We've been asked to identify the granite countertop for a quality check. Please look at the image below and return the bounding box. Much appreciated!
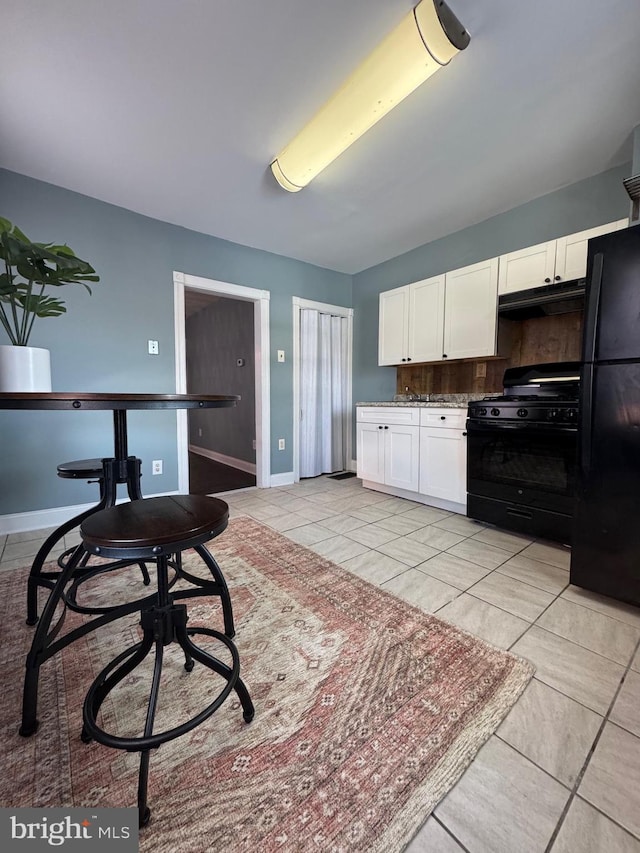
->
[356,393,477,409]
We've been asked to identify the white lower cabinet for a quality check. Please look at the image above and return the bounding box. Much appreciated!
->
[356,421,386,483]
[419,428,466,504]
[419,408,467,507]
[356,408,419,492]
[356,406,467,512]
[384,424,420,491]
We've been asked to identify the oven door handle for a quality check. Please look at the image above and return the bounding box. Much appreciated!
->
[466,420,577,435]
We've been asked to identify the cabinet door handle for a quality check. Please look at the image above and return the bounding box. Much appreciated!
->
[544,277,551,283]
[462,431,467,436]
[378,425,383,429]
[384,425,389,429]
[401,358,406,362]
[442,353,448,359]
[554,275,561,281]
[440,415,446,420]
[407,357,412,361]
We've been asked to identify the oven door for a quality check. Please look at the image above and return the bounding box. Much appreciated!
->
[466,419,577,515]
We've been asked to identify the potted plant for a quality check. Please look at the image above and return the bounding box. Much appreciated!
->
[0,217,99,391]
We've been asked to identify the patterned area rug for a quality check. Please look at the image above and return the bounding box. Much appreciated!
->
[1,516,534,852]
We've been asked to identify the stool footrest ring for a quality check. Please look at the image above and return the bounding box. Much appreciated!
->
[82,607,252,752]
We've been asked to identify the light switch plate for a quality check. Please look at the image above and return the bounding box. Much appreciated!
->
[148,340,159,355]
[277,350,285,362]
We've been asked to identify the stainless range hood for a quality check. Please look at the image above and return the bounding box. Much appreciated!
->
[498,279,586,320]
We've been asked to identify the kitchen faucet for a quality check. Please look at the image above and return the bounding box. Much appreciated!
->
[404,386,421,401]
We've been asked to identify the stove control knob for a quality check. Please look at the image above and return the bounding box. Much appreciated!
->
[517,408,528,418]
[491,408,500,417]
[479,407,487,416]
[548,408,559,420]
[567,409,577,421]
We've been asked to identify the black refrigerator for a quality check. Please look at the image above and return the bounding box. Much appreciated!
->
[571,221,640,607]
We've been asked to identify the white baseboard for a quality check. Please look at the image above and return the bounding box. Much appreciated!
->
[0,490,181,536]
[360,480,466,515]
[189,444,256,475]
[270,471,295,487]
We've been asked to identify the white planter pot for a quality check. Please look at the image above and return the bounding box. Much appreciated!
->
[0,345,52,392]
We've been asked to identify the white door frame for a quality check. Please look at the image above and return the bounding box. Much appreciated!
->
[174,271,271,491]
[292,297,353,482]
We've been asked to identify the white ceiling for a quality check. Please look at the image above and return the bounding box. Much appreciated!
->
[2,0,639,274]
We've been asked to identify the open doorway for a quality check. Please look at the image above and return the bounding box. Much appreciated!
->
[185,289,257,494]
[174,272,271,493]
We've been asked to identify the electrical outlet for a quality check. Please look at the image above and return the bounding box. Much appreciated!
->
[278,438,285,450]
[148,340,159,355]
[152,459,163,475]
[475,361,487,378]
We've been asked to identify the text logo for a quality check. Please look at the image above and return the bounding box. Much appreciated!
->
[0,809,138,851]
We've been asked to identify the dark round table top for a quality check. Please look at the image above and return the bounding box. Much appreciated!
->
[0,392,240,411]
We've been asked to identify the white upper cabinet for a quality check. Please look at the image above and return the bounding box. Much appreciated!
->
[554,219,628,283]
[443,257,499,360]
[497,241,556,294]
[378,287,409,365]
[378,219,628,366]
[378,274,445,366]
[378,262,498,365]
[498,219,628,295]
[407,275,445,363]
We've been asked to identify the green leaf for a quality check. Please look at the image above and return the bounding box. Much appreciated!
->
[11,225,31,243]
[50,244,77,258]
[0,217,99,344]
[16,292,66,317]
[0,271,16,287]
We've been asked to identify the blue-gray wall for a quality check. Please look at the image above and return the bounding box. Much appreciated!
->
[0,169,351,515]
[0,161,633,518]
[352,163,633,411]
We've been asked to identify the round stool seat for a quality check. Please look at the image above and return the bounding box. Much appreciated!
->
[26,456,148,628]
[57,458,105,479]
[81,495,229,559]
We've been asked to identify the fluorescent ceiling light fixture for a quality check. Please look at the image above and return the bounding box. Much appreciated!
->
[270,0,470,192]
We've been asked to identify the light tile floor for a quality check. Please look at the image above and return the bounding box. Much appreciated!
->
[2,475,639,852]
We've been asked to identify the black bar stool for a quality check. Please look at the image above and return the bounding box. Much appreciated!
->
[26,457,148,625]
[30,494,253,827]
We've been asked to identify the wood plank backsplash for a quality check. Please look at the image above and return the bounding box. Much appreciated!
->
[510,311,583,366]
[396,311,584,395]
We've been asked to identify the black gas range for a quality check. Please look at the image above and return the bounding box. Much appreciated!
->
[468,363,580,424]
[466,362,581,544]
